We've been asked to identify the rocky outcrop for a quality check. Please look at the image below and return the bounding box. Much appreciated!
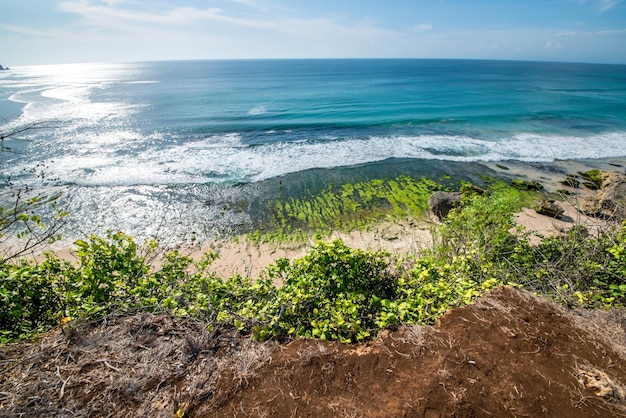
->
[460,183,488,196]
[536,199,565,218]
[0,65,9,71]
[428,191,461,220]
[379,223,404,241]
[577,172,626,220]
[561,174,580,189]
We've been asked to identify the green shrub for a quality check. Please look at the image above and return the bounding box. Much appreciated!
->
[56,231,153,318]
[514,223,626,307]
[432,183,527,266]
[255,240,395,343]
[511,179,544,191]
[0,260,61,341]
[0,233,227,342]
[229,238,504,343]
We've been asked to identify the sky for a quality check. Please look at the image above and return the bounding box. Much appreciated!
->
[1,0,625,66]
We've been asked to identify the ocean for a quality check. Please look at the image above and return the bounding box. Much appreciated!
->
[1,59,625,242]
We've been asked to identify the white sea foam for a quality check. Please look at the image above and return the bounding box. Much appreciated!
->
[41,86,87,102]
[8,91,36,104]
[220,132,626,182]
[247,105,267,116]
[29,131,625,187]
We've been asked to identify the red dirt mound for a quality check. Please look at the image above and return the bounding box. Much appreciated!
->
[2,287,626,417]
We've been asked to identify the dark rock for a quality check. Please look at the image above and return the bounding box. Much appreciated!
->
[536,200,564,218]
[428,191,461,220]
[582,181,600,190]
[560,175,580,189]
[495,164,510,170]
[557,189,576,196]
[511,179,544,191]
[460,183,488,197]
[578,169,604,190]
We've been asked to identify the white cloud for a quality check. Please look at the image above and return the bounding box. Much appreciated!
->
[578,0,624,13]
[56,1,397,42]
[413,24,433,32]
[3,1,624,65]
[48,1,402,61]
[0,24,58,38]
[598,0,623,12]
[57,1,296,32]
[557,28,626,37]
[57,2,228,26]
[597,28,626,34]
[546,41,564,49]
[226,0,267,9]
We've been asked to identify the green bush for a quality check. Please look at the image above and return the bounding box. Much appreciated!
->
[0,260,61,342]
[67,232,151,310]
[432,183,528,269]
[263,239,396,342]
[0,232,222,340]
[3,178,626,345]
[507,223,626,307]
[226,239,502,343]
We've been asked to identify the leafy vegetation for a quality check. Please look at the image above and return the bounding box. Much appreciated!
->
[1,175,626,345]
[579,169,605,189]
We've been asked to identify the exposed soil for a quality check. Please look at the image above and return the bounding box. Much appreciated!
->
[2,286,626,417]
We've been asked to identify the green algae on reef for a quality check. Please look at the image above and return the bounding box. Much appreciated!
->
[246,166,540,245]
[250,175,440,243]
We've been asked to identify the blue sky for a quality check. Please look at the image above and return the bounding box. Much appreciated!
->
[1,0,625,65]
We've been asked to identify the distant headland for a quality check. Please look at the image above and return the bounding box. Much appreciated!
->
[0,64,9,70]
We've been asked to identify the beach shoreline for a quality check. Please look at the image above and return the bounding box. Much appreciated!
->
[482,157,626,191]
[11,156,623,279]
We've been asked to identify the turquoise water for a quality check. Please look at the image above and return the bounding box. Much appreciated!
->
[1,59,625,239]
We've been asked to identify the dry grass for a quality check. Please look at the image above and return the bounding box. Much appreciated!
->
[0,313,273,418]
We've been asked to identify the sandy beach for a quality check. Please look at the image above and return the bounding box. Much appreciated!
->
[204,202,608,280]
